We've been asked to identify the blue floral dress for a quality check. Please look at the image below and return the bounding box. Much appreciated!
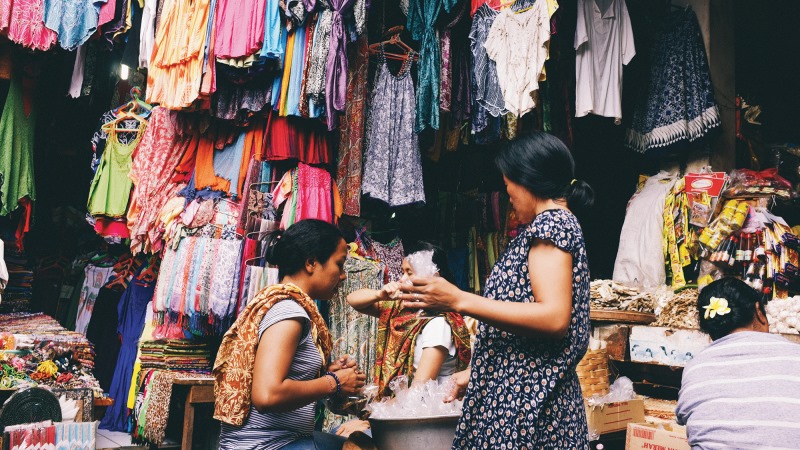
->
[453,209,591,450]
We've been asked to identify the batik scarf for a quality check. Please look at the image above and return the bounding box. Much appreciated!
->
[373,301,472,397]
[213,283,333,426]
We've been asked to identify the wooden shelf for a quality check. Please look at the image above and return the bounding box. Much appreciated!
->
[590,309,656,325]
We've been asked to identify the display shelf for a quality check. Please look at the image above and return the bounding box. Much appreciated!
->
[590,309,656,325]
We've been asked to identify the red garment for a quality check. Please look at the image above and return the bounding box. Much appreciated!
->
[264,114,332,164]
[95,217,131,239]
[14,197,32,252]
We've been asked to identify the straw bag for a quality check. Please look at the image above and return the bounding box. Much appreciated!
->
[577,348,610,398]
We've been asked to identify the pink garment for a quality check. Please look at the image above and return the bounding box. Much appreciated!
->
[98,0,116,27]
[94,217,131,238]
[0,0,57,51]
[296,162,332,223]
[271,163,333,230]
[213,0,266,59]
[128,107,188,255]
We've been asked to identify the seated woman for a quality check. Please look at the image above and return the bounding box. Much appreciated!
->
[335,242,472,437]
[214,220,367,450]
[676,277,800,449]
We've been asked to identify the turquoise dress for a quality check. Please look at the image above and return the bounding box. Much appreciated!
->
[407,0,457,132]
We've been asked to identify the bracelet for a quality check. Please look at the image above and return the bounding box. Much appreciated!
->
[325,371,341,396]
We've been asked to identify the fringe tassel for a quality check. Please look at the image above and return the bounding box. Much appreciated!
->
[625,106,721,153]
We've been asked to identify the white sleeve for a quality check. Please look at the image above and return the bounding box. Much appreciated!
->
[621,0,636,65]
[574,0,588,49]
[418,317,456,357]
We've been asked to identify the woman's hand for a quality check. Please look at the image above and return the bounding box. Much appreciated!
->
[444,368,470,403]
[399,276,464,313]
[335,419,371,437]
[334,367,367,395]
[378,282,402,301]
[327,355,356,372]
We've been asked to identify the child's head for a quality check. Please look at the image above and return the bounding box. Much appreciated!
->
[401,241,453,283]
[698,277,769,340]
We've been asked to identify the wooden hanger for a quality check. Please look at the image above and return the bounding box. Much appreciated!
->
[369,27,418,62]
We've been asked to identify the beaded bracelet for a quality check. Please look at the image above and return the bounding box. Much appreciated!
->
[325,371,341,396]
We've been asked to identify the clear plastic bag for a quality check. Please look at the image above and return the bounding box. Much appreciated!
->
[366,376,463,419]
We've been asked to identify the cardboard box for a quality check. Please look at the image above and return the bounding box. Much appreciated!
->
[587,399,645,434]
[626,422,689,450]
[629,326,711,367]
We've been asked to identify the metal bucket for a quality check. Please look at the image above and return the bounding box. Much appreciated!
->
[368,414,460,450]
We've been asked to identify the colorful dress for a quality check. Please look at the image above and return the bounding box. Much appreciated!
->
[453,209,590,449]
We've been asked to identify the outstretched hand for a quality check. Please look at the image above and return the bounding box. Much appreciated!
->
[399,276,464,313]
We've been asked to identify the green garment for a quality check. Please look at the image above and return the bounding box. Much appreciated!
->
[87,126,143,217]
[0,77,36,216]
[408,0,457,132]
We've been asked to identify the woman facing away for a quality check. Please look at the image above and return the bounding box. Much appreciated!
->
[214,219,367,450]
[335,242,472,438]
[399,131,594,449]
[676,277,800,449]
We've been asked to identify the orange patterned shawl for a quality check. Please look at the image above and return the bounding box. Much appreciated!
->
[213,283,333,426]
[373,301,472,398]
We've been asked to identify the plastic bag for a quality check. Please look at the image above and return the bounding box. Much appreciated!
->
[366,376,463,419]
[406,250,439,278]
[723,168,794,199]
[586,377,636,407]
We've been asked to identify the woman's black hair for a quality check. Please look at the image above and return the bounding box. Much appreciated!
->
[495,131,594,219]
[403,241,454,284]
[265,219,345,279]
[697,277,767,340]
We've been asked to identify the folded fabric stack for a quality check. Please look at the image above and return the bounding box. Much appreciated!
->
[0,313,101,393]
[140,340,212,373]
[0,313,95,369]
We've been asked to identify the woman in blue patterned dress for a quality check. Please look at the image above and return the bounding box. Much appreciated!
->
[401,132,594,449]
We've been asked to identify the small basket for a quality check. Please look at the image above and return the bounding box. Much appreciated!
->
[577,348,610,398]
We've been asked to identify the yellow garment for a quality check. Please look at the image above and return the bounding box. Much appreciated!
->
[146,0,211,109]
[278,31,297,116]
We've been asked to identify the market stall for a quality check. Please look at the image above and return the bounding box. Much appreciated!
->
[0,0,797,447]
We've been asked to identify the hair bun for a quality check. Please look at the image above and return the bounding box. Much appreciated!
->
[264,230,284,265]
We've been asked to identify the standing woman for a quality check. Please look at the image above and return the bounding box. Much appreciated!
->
[214,219,367,450]
[401,132,594,449]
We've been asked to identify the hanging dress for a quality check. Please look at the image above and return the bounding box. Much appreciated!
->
[0,77,36,217]
[625,8,720,153]
[88,124,144,218]
[99,267,156,432]
[362,48,426,207]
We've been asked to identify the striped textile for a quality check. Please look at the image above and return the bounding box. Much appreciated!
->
[676,331,800,449]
